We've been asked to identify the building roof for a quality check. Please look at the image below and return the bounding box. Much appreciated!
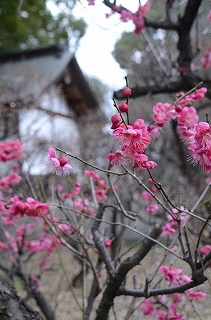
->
[0,44,98,115]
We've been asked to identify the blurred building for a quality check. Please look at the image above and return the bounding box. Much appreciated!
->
[0,44,101,174]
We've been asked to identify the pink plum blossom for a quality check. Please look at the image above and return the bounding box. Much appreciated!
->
[200,244,211,255]
[45,148,72,175]
[187,291,207,300]
[84,170,100,180]
[162,223,177,237]
[188,122,211,172]
[145,203,160,214]
[0,139,24,162]
[104,239,113,247]
[153,102,174,125]
[157,304,184,320]
[177,107,199,127]
[8,196,49,218]
[106,150,125,166]
[141,191,155,202]
[108,118,155,170]
[208,10,211,22]
[159,266,183,284]
[0,173,22,192]
[120,10,133,22]
[95,189,107,202]
[111,113,122,129]
[140,299,155,316]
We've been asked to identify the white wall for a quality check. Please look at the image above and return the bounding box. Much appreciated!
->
[19,86,80,175]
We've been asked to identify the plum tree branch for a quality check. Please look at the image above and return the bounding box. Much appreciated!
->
[95,224,162,320]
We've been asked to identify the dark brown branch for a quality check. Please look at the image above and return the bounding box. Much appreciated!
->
[113,79,201,100]
[91,204,115,276]
[117,277,207,297]
[177,0,202,68]
[95,224,162,320]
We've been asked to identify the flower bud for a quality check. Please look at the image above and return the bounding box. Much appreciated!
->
[118,102,129,113]
[123,87,132,96]
[111,113,121,124]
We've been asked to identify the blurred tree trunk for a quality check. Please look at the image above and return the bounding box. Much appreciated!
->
[0,275,42,320]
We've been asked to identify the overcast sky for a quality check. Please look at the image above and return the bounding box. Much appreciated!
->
[73,1,138,89]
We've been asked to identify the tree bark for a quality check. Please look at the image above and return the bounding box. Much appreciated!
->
[0,275,42,320]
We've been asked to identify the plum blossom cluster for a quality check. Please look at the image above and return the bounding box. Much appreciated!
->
[140,266,207,319]
[0,140,73,292]
[152,87,206,129]
[141,179,190,237]
[103,2,151,34]
[141,178,160,214]
[107,87,157,170]
[188,122,211,172]
[107,119,156,170]
[108,86,209,172]
[4,195,50,224]
[0,221,62,270]
[152,87,211,172]
[162,207,189,237]
[58,169,109,219]
[0,139,24,162]
[119,2,151,34]
[0,173,22,193]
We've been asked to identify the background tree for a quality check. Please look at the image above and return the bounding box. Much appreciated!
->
[100,0,211,198]
[0,0,87,52]
[102,0,211,99]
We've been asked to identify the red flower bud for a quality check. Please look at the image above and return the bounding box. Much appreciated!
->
[123,87,132,96]
[118,102,129,113]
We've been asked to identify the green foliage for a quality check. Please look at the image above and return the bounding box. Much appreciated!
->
[0,0,86,53]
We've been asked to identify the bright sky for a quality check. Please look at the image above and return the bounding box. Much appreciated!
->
[47,1,146,89]
[73,1,138,89]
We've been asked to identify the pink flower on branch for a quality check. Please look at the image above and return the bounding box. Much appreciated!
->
[0,173,22,192]
[108,115,157,170]
[187,291,207,300]
[188,122,211,172]
[104,239,113,247]
[84,170,100,180]
[200,244,211,255]
[159,265,183,284]
[45,148,72,175]
[106,150,125,166]
[177,107,199,127]
[153,102,174,126]
[157,304,184,320]
[8,196,49,218]
[162,223,177,237]
[140,299,155,316]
